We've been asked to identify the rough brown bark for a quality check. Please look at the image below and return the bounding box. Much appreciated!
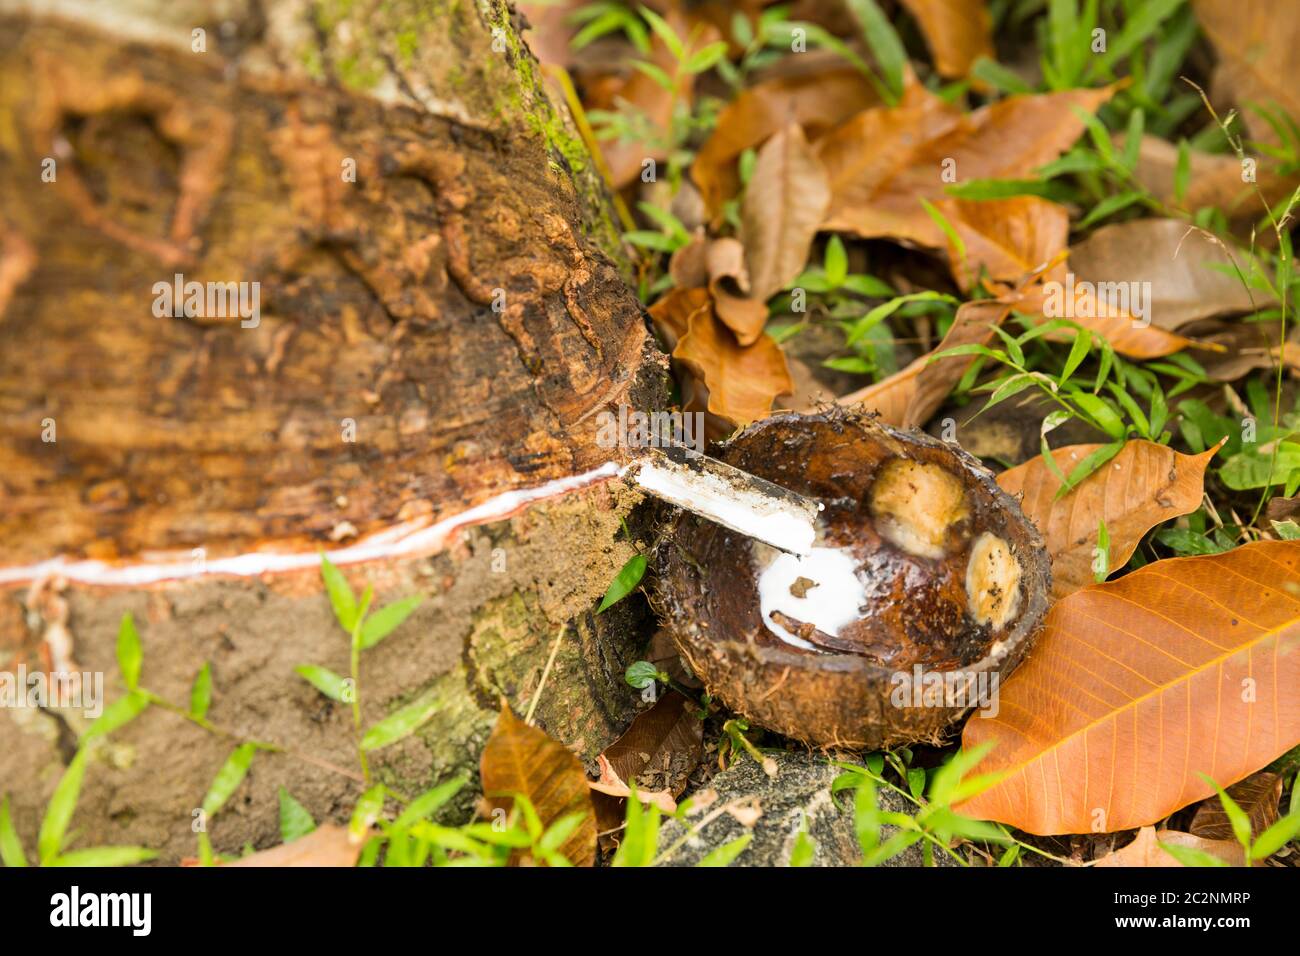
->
[1,0,657,564]
[0,0,666,861]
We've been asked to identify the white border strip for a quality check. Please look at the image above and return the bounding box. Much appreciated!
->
[0,462,623,588]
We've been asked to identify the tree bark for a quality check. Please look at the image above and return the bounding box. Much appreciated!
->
[0,0,666,861]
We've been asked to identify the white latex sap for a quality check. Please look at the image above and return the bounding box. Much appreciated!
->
[756,545,866,649]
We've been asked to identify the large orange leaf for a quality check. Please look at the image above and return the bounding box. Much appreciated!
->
[998,440,1219,599]
[480,705,597,866]
[956,541,1300,835]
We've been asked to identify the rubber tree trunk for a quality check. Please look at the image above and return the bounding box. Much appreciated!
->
[0,0,667,861]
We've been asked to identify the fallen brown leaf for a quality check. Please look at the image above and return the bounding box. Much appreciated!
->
[707,236,769,345]
[817,81,962,242]
[1267,494,1300,523]
[938,196,1069,291]
[223,824,363,867]
[1189,770,1283,842]
[480,705,597,866]
[777,353,842,412]
[1185,318,1300,381]
[602,690,704,798]
[705,235,752,294]
[819,84,1116,247]
[674,307,793,425]
[899,0,994,79]
[1128,134,1299,230]
[907,298,1017,425]
[1093,825,1245,867]
[648,285,711,348]
[669,231,710,290]
[678,370,741,444]
[651,281,783,435]
[739,123,831,309]
[1011,280,1202,359]
[588,681,705,825]
[997,440,1220,599]
[1193,0,1300,146]
[589,755,678,812]
[1068,219,1267,330]
[838,356,925,426]
[957,540,1300,835]
[692,68,878,217]
[840,297,1014,428]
